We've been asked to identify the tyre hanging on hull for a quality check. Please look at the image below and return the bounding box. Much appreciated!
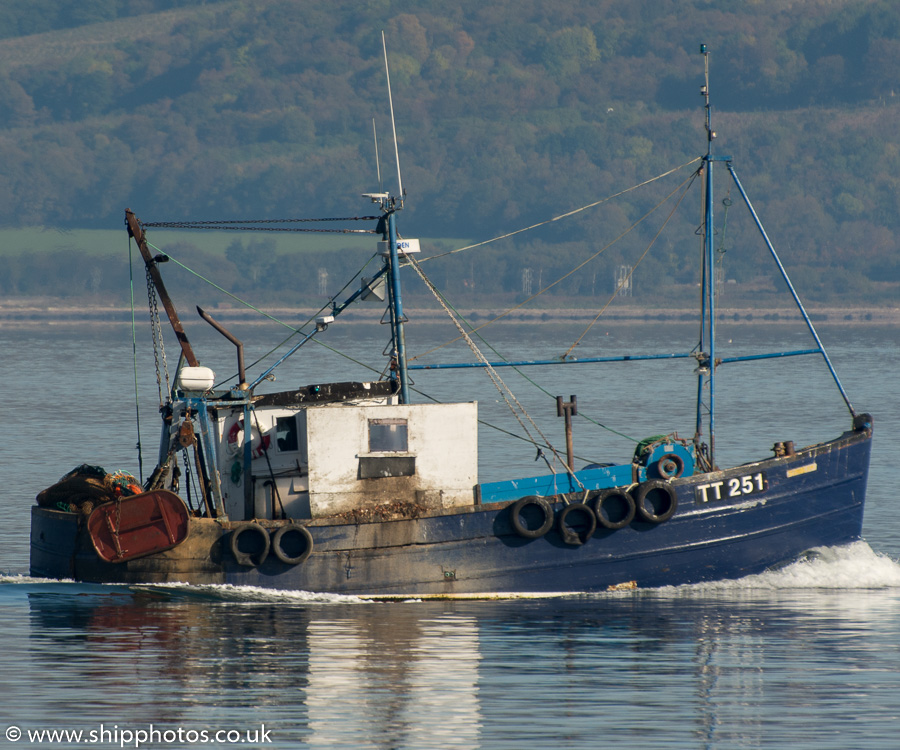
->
[634,480,678,523]
[509,496,554,539]
[590,488,636,530]
[229,522,270,566]
[270,524,314,565]
[557,502,597,546]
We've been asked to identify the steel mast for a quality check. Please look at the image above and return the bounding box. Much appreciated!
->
[696,44,720,467]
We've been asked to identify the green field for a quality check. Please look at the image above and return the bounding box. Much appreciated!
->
[0,227,469,259]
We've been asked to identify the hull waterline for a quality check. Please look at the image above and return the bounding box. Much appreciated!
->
[31,426,871,597]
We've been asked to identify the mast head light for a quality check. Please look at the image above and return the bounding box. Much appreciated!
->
[362,192,389,203]
[316,315,334,332]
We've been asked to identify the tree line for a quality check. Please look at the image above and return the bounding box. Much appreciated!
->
[0,0,898,306]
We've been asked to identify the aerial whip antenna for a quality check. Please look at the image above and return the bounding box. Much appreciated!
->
[382,30,404,206]
[372,118,383,195]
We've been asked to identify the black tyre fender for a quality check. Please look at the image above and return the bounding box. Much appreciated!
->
[590,488,636,530]
[557,502,597,546]
[270,524,314,565]
[510,496,554,539]
[229,522,271,566]
[656,453,685,479]
[634,480,678,523]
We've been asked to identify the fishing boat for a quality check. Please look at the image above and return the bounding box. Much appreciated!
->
[30,47,872,597]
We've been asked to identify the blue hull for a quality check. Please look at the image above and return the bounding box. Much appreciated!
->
[31,425,871,596]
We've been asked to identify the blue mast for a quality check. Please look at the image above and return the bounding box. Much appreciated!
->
[696,44,718,466]
[385,208,411,404]
[379,31,410,404]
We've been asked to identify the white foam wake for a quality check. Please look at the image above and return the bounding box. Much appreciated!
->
[656,541,900,595]
[5,542,898,602]
[130,581,369,604]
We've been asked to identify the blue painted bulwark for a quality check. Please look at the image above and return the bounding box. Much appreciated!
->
[479,464,636,503]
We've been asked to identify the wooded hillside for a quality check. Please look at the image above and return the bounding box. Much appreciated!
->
[1,0,898,307]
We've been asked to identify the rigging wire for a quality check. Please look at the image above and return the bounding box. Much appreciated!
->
[143,216,380,224]
[133,158,702,464]
[420,157,702,262]
[144,240,382,386]
[128,237,144,483]
[714,191,733,333]
[403,268,638,443]
[146,240,287,327]
[562,170,700,359]
[141,216,379,233]
[400,168,701,448]
[405,251,580,486]
[144,240,383,375]
[410,168,701,363]
[139,235,580,460]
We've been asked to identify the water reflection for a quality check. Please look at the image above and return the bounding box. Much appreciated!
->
[11,571,899,749]
[22,586,482,748]
[306,611,481,749]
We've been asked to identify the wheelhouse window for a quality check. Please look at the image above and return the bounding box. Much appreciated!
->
[276,416,298,452]
[368,418,408,452]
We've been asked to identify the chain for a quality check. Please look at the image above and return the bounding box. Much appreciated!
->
[146,266,170,405]
[181,447,193,510]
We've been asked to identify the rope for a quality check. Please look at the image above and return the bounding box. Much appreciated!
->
[405,252,584,491]
[421,157,702,262]
[147,240,309,329]
[143,216,381,226]
[410,168,700,363]
[405,271,638,444]
[142,216,380,234]
[562,170,699,358]
[128,237,144,483]
[145,240,384,388]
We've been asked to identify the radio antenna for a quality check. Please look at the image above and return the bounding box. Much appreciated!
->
[371,118,383,194]
[382,30,404,206]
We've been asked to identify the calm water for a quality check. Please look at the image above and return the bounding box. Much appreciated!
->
[2,320,899,749]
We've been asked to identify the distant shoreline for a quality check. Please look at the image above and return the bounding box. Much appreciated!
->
[1,302,898,328]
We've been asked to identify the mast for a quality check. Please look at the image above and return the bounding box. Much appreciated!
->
[125,209,200,369]
[126,209,227,517]
[697,44,717,466]
[383,208,411,403]
[379,31,410,403]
